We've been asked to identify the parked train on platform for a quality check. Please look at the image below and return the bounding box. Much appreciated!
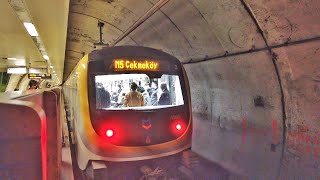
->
[63,46,192,171]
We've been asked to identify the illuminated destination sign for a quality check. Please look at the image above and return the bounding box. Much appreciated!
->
[114,59,159,71]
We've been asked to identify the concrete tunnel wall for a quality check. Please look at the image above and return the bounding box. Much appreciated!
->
[185,40,320,177]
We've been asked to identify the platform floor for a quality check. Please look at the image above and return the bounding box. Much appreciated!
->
[61,145,74,180]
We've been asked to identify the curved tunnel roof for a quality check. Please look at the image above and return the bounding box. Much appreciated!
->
[64,0,320,80]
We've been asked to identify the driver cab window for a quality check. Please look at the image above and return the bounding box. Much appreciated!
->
[95,74,184,110]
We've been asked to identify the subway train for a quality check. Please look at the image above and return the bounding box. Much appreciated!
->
[63,46,192,171]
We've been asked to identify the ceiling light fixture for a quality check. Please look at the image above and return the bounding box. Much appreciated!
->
[7,58,25,61]
[23,22,38,36]
[7,67,27,74]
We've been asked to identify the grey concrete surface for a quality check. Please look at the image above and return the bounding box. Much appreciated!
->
[62,146,74,180]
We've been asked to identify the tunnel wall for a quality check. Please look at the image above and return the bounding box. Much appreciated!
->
[185,50,283,177]
[185,40,320,177]
[274,40,320,176]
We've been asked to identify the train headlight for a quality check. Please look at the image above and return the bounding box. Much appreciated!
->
[171,120,186,136]
[106,129,114,137]
[176,124,182,131]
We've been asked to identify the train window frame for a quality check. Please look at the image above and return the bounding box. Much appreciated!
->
[93,73,185,110]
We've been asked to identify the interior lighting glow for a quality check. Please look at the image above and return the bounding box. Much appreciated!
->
[23,22,38,36]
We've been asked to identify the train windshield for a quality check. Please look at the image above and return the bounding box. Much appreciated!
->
[95,74,184,110]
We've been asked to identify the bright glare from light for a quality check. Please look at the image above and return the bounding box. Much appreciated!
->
[176,124,182,130]
[7,58,24,61]
[50,66,53,68]
[43,55,49,60]
[23,22,38,36]
[106,130,113,137]
[82,64,86,69]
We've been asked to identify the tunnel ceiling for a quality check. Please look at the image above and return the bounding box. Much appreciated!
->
[64,0,320,81]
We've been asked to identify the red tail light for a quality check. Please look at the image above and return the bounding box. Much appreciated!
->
[106,129,114,137]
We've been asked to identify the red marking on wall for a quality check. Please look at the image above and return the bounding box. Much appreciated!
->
[287,125,320,157]
[272,119,278,145]
[241,117,269,144]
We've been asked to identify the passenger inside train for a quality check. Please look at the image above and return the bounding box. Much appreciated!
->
[96,82,111,109]
[123,82,144,107]
[94,74,184,109]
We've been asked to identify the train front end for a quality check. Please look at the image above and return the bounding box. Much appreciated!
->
[77,46,192,169]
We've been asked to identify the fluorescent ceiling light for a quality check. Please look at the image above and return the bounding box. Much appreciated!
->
[14,62,26,66]
[7,58,26,66]
[23,22,38,36]
[7,67,27,74]
[43,55,49,60]
[7,57,25,61]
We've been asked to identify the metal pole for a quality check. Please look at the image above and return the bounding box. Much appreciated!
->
[110,0,170,46]
[98,21,104,43]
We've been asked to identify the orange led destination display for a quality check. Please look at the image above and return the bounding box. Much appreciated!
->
[114,59,159,71]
